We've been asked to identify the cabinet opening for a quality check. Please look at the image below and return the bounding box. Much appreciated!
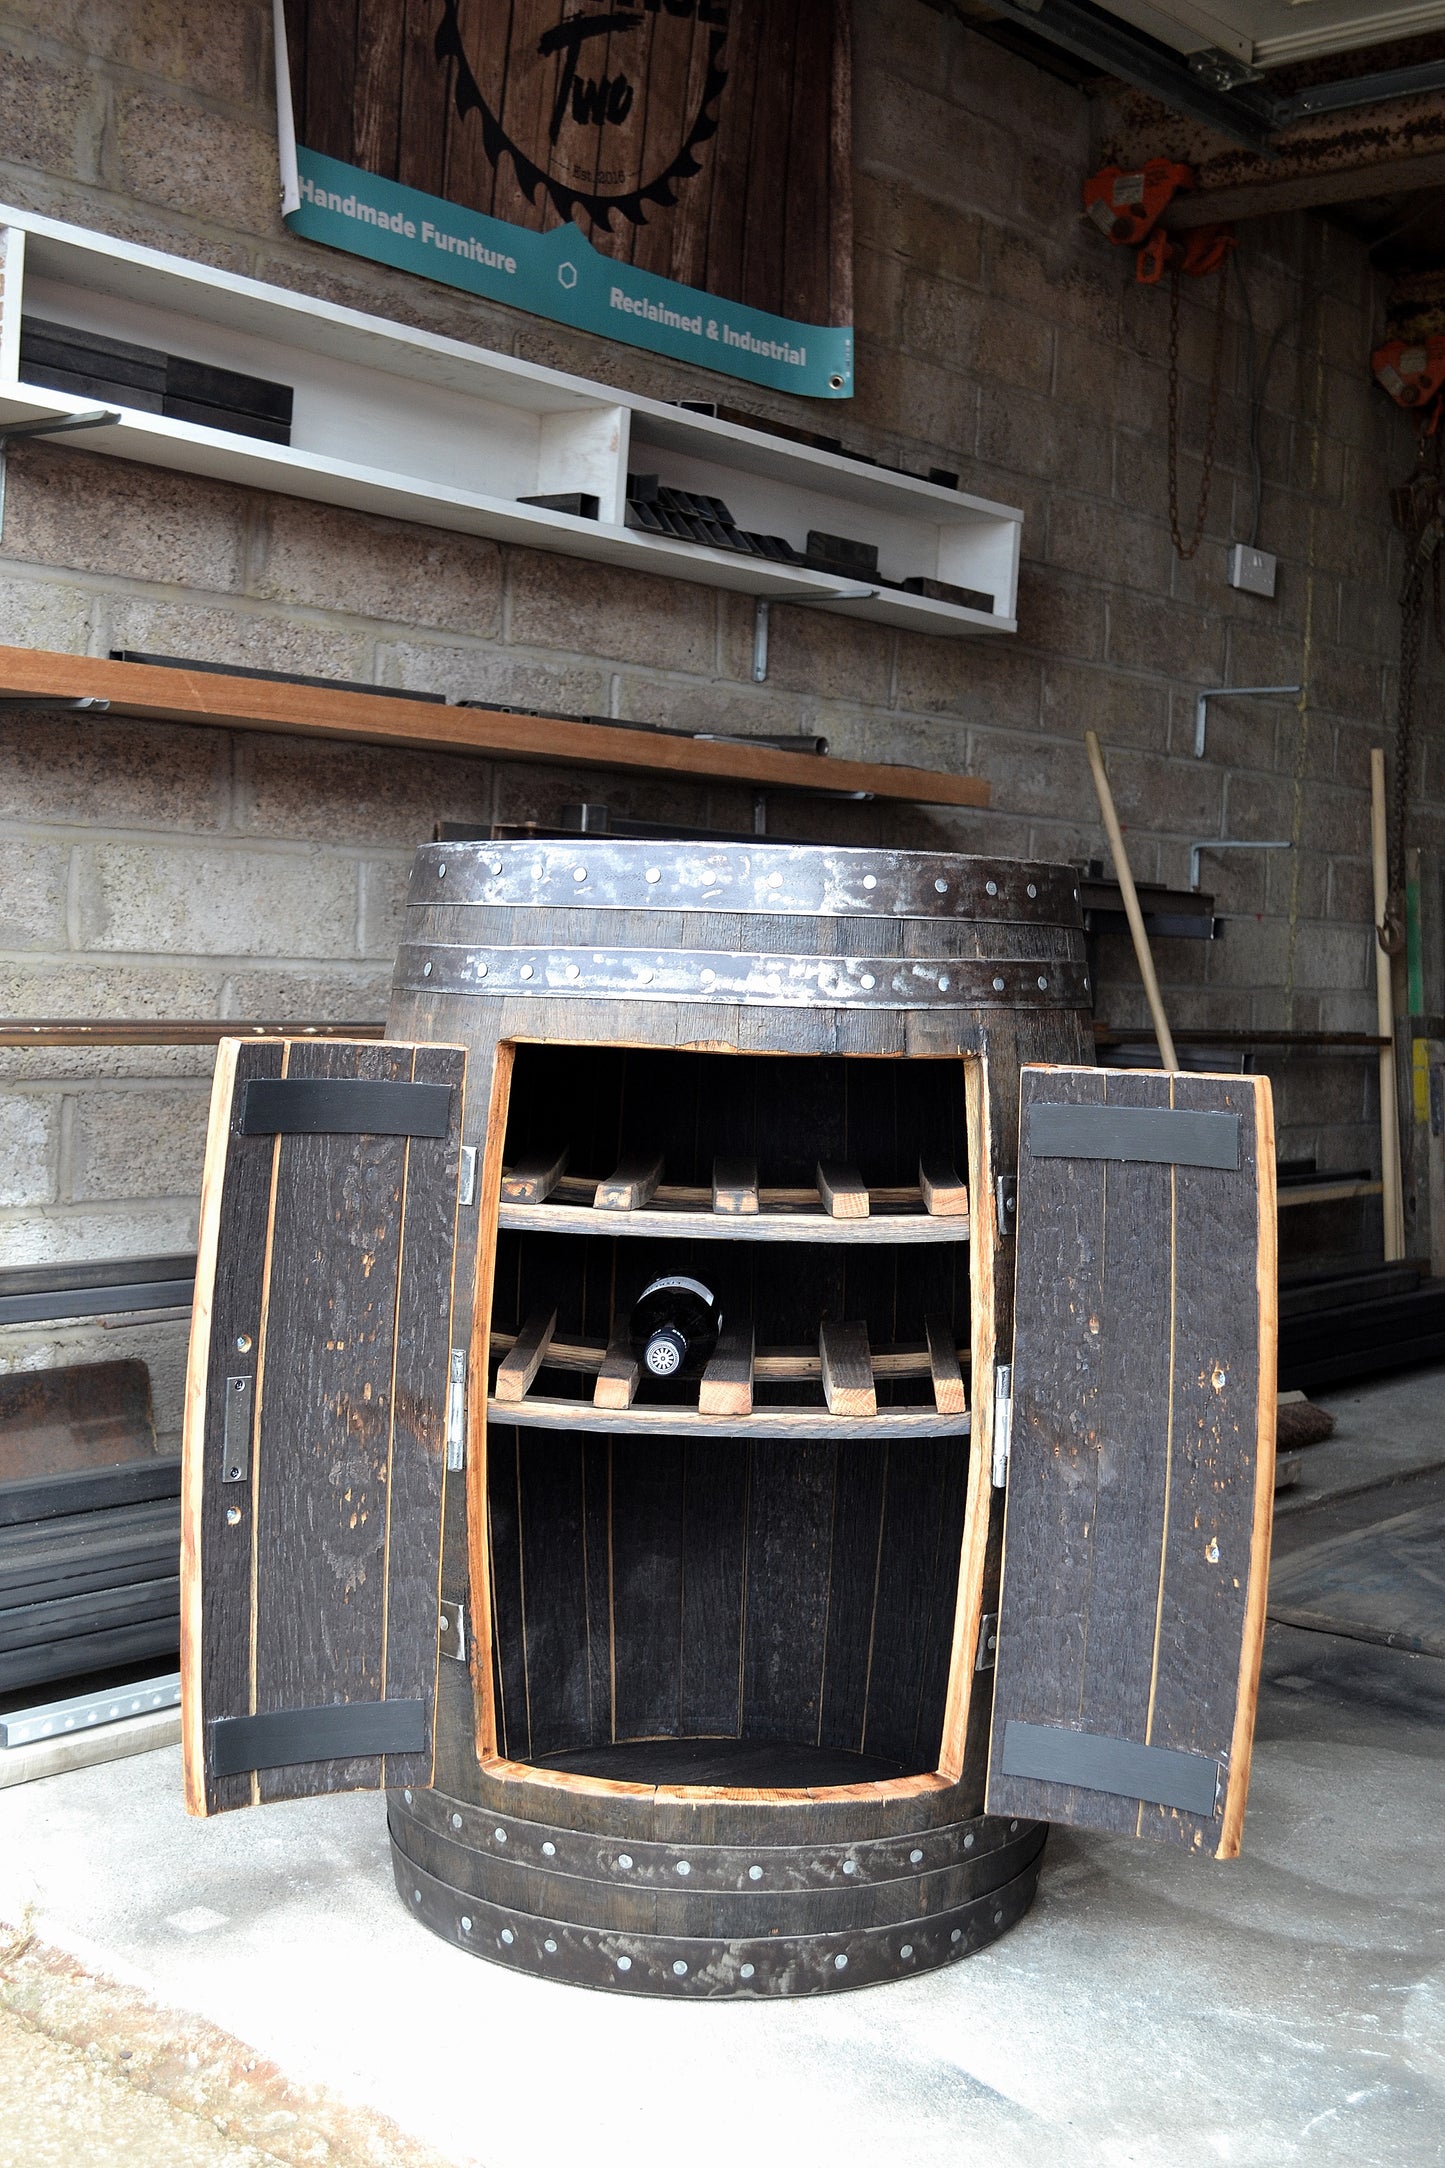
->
[481,1045,979,1789]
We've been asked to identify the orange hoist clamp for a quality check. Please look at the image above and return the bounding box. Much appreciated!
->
[1083,161,1235,284]
[1083,160,1192,246]
[1373,337,1445,432]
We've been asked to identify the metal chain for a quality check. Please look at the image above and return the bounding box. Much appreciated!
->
[1167,264,1229,561]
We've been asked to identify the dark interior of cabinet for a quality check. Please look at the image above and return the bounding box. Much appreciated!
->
[486,1047,974,1786]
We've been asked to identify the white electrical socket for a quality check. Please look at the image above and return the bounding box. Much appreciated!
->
[1228,543,1277,597]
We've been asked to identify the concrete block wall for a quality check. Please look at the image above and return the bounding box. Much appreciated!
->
[0,0,1439,1282]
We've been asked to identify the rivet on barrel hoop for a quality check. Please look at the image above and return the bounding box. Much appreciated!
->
[617,1956,632,1972]
[740,1963,755,1979]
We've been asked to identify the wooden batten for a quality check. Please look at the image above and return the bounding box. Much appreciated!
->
[493,1306,557,1403]
[925,1314,968,1417]
[499,1146,567,1204]
[711,1156,760,1214]
[816,1162,870,1219]
[593,1331,641,1412]
[819,1321,876,1417]
[919,1153,969,1217]
[698,1323,756,1417]
[594,1154,665,1211]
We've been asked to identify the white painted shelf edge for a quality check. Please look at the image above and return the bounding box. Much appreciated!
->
[0,204,1022,638]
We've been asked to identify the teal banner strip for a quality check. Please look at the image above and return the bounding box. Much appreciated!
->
[288,149,853,400]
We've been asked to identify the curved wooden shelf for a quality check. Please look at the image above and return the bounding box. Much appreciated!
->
[496,1199,968,1244]
[487,1394,970,1441]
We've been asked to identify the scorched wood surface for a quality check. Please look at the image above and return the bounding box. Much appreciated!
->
[182,1037,465,1815]
[986,1066,1276,1857]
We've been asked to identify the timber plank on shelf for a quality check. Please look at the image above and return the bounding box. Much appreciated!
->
[0,646,988,807]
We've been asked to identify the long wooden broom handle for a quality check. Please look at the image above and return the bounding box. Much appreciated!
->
[1083,730,1179,1073]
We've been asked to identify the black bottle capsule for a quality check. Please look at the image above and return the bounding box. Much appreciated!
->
[629,1274,721,1381]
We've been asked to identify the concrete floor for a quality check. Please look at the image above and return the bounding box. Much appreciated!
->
[1,1373,1442,2168]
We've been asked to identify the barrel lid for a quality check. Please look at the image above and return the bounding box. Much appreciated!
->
[408,841,1082,926]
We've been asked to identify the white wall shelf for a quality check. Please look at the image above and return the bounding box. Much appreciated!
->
[0,207,1021,638]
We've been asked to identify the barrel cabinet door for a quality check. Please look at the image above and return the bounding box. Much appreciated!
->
[182,1038,467,1817]
[986,1067,1276,1858]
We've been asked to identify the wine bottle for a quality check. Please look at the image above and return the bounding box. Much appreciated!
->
[629,1274,721,1381]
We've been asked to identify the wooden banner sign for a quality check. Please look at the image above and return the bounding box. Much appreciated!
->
[277,0,854,399]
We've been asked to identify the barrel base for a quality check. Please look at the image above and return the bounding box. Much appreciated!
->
[388,1784,1046,1998]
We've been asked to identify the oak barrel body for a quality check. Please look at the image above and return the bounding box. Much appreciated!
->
[385,840,1091,1995]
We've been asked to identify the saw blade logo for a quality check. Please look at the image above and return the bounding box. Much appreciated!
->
[436,0,730,230]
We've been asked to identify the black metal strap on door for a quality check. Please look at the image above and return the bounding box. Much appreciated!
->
[1027,1103,1240,1170]
[999,1719,1220,1816]
[210,1698,428,1776]
[239,1078,453,1138]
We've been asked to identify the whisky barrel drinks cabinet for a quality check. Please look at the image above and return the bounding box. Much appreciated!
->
[181,843,1277,1999]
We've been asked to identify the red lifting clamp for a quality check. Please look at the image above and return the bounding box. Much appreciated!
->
[1083,160,1193,247]
[1373,337,1445,429]
[1084,162,1234,284]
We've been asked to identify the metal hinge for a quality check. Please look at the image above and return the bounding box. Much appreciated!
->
[458,1145,477,1206]
[438,1598,467,1662]
[995,1175,1017,1234]
[445,1349,466,1471]
[991,1364,1013,1488]
[975,1612,999,1672]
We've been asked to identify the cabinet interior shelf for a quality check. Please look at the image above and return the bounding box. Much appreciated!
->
[489,1312,970,1435]
[486,1396,971,1441]
[0,204,1022,639]
[497,1155,970,1245]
